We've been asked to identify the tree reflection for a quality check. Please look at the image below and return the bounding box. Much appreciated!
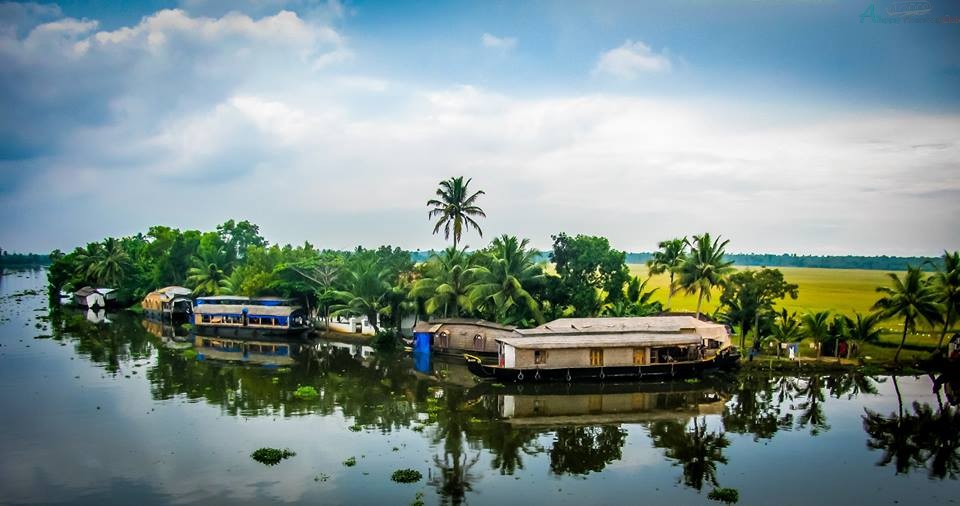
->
[548,425,627,475]
[793,375,830,435]
[863,375,960,479]
[650,417,729,491]
[722,371,794,440]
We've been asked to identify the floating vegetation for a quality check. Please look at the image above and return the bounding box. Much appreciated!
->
[708,487,739,504]
[342,456,357,467]
[293,385,319,399]
[181,349,197,360]
[348,424,362,432]
[390,469,422,483]
[250,448,296,466]
[314,473,330,482]
[410,492,425,506]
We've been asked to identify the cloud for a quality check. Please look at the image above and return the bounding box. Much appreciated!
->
[594,39,671,78]
[481,32,516,51]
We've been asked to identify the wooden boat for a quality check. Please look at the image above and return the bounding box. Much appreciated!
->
[193,296,309,337]
[142,286,193,322]
[464,316,740,382]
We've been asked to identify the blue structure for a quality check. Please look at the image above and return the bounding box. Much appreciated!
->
[413,332,432,354]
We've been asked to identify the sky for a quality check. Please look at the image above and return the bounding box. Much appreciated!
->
[1,0,958,256]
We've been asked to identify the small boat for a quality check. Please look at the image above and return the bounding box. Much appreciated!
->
[142,286,193,323]
[193,296,309,337]
[464,316,741,382]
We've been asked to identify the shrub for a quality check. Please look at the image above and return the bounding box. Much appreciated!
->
[181,349,197,360]
[372,330,400,351]
[391,469,422,483]
[250,447,295,466]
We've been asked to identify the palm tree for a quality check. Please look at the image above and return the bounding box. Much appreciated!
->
[410,247,477,318]
[647,238,687,310]
[801,310,831,359]
[186,251,232,295]
[89,238,131,287]
[767,309,802,358]
[678,233,734,319]
[330,259,392,334]
[846,311,883,359]
[873,267,943,364]
[469,235,545,324]
[427,176,486,249]
[929,251,960,352]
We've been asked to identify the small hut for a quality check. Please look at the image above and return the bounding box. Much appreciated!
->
[73,286,116,308]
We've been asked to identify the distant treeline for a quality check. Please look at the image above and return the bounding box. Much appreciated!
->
[0,250,51,268]
[415,251,941,271]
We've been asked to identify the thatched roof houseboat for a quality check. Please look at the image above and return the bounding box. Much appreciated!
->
[193,296,309,337]
[142,286,193,320]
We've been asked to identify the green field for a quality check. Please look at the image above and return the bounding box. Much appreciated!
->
[631,265,899,318]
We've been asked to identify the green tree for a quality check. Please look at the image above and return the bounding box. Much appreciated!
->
[186,250,232,295]
[411,247,477,318]
[330,258,393,334]
[873,267,943,364]
[767,309,803,358]
[801,310,831,359]
[89,237,131,288]
[550,233,630,317]
[678,233,734,319]
[647,237,687,310]
[928,250,960,352]
[845,311,883,358]
[217,219,266,263]
[470,235,545,325]
[427,176,486,249]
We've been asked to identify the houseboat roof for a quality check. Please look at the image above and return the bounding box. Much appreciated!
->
[496,333,702,350]
[413,318,517,333]
[144,286,192,301]
[517,316,723,337]
[193,304,302,317]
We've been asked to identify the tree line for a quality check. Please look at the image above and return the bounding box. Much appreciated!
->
[45,176,959,363]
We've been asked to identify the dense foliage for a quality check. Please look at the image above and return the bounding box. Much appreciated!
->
[0,250,51,268]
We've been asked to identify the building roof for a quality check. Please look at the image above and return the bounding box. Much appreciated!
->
[412,318,517,333]
[74,286,98,297]
[194,304,302,317]
[497,333,702,349]
[517,316,723,337]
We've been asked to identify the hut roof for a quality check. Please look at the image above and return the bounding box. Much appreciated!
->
[518,316,722,337]
[74,286,98,297]
[496,333,701,350]
[413,318,517,333]
[194,304,301,317]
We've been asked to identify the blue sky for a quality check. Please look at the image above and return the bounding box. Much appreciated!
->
[1,0,958,255]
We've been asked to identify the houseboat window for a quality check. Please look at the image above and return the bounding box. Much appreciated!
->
[589,348,604,366]
[633,348,646,365]
[534,350,547,365]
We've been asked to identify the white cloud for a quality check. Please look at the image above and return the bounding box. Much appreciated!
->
[481,32,516,51]
[594,39,671,78]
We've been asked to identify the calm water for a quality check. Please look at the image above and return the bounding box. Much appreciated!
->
[1,270,958,506]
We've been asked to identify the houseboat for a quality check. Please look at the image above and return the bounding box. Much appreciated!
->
[142,286,193,322]
[192,335,301,366]
[73,286,117,309]
[193,296,309,337]
[465,316,740,382]
[411,318,518,358]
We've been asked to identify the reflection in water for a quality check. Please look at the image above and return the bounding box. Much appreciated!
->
[3,289,951,505]
[863,375,960,479]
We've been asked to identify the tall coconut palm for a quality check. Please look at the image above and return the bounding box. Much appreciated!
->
[410,247,476,318]
[427,176,486,249]
[678,233,734,319]
[89,238,131,287]
[801,310,831,359]
[647,237,687,310]
[929,251,960,352]
[873,267,943,364]
[186,251,232,295]
[469,235,545,324]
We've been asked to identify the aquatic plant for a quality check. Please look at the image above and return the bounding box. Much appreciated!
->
[294,385,319,399]
[391,469,422,483]
[343,456,357,467]
[181,349,197,360]
[250,448,295,466]
[708,487,739,504]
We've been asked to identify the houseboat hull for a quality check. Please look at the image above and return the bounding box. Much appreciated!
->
[464,349,741,383]
[194,325,310,339]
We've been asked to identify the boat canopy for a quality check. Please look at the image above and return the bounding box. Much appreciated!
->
[496,334,702,350]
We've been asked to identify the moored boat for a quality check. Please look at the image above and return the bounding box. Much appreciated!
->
[193,296,309,337]
[464,316,741,382]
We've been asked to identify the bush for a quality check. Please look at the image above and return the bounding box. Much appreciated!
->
[294,385,319,399]
[181,349,197,360]
[708,487,739,504]
[250,447,295,466]
[391,469,422,483]
[372,330,400,351]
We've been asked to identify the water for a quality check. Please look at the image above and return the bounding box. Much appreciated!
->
[1,270,958,505]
